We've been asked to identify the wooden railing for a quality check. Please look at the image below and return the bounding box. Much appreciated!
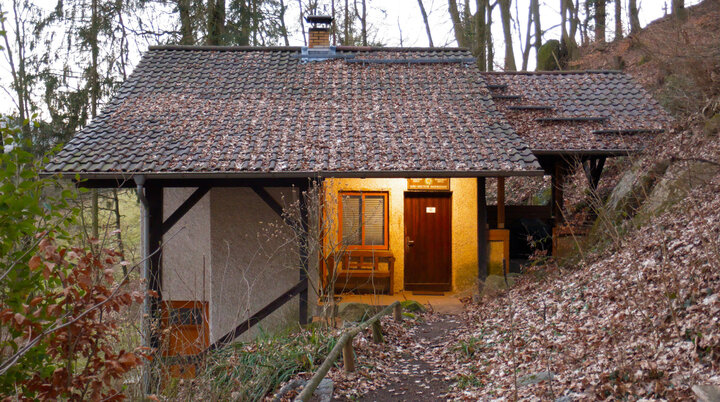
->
[294,302,402,402]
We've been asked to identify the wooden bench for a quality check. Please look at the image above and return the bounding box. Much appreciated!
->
[326,250,395,295]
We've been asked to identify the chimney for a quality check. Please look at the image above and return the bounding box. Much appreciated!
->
[305,15,333,48]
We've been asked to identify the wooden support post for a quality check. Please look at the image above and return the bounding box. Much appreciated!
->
[393,302,402,322]
[497,177,506,229]
[342,339,355,372]
[477,177,488,288]
[551,160,566,226]
[298,180,310,325]
[371,320,384,343]
[146,184,163,352]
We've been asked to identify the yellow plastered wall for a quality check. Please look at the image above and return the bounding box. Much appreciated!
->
[323,177,478,294]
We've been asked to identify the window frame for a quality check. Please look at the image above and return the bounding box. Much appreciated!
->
[338,191,389,250]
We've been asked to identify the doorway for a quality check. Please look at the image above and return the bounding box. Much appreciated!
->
[403,193,452,291]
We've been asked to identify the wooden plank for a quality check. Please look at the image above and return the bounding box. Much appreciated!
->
[206,279,309,352]
[477,177,488,284]
[161,186,210,235]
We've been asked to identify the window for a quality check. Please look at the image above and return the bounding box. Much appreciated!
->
[339,192,388,249]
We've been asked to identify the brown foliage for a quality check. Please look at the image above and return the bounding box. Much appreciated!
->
[1,237,146,400]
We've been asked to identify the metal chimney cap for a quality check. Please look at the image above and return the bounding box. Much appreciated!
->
[305,15,334,26]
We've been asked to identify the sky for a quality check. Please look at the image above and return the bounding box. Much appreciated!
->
[0,0,703,116]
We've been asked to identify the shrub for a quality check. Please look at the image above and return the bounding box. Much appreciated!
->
[0,117,144,399]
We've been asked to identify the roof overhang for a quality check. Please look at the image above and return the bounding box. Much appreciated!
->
[44,169,545,188]
[532,149,640,157]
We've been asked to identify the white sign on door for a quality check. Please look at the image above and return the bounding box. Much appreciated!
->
[426,207,436,213]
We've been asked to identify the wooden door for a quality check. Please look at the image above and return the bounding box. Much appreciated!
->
[404,193,452,291]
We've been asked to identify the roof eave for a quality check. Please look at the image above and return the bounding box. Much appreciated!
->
[41,168,546,186]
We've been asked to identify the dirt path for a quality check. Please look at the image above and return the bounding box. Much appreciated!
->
[355,314,463,401]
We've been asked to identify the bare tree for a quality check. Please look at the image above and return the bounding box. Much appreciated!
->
[614,0,622,41]
[531,0,542,59]
[475,0,487,70]
[359,0,367,46]
[206,0,226,45]
[499,0,516,70]
[278,0,290,46]
[517,0,534,70]
[448,0,470,47]
[486,0,495,70]
[671,0,685,17]
[417,0,434,47]
[595,0,606,42]
[298,0,307,45]
[629,0,641,34]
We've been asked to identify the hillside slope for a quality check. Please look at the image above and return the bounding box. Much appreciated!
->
[446,2,720,399]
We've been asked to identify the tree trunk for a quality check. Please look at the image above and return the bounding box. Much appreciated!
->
[474,0,486,70]
[614,0,622,41]
[206,0,226,45]
[531,0,542,59]
[486,1,494,70]
[521,2,533,70]
[331,0,336,45]
[565,0,580,59]
[278,0,290,46]
[417,0,434,47]
[448,0,468,47]
[561,0,568,44]
[361,0,367,46]
[91,0,100,241]
[1,0,28,138]
[178,0,194,45]
[344,0,350,45]
[594,0,606,43]
[499,0,516,71]
[672,0,686,19]
[671,0,684,14]
[629,0,641,34]
[298,0,307,46]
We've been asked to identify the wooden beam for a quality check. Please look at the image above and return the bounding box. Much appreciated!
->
[497,177,506,229]
[206,280,309,352]
[477,177,488,286]
[146,184,164,351]
[251,186,294,227]
[161,186,210,235]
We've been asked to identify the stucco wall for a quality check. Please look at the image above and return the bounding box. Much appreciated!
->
[162,188,212,302]
[209,187,300,343]
[324,178,479,294]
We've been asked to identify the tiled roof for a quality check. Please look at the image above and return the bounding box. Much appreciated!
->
[482,71,671,152]
[46,46,540,177]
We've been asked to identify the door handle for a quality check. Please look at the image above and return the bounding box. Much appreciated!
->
[405,236,415,249]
